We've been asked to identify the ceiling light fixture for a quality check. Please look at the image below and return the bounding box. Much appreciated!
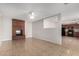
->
[30,15,34,19]
[29,12,35,19]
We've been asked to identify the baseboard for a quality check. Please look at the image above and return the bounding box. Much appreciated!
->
[32,37,62,46]
[0,39,12,42]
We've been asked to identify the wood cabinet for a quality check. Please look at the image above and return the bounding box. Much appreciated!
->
[62,23,79,37]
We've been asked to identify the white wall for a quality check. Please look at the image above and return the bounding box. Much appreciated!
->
[32,17,62,45]
[2,17,12,41]
[25,21,32,38]
[0,16,12,41]
[0,16,3,41]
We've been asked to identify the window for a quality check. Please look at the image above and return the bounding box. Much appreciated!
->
[43,16,59,29]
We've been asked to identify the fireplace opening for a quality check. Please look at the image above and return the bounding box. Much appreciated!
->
[16,30,23,36]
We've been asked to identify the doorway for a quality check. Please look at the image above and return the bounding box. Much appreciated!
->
[62,23,79,49]
[62,24,74,37]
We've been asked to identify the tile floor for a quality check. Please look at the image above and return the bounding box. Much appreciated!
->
[0,37,79,56]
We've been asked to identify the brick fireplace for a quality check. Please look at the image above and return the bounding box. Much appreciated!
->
[12,19,25,40]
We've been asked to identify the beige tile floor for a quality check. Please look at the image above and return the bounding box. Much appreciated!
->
[62,36,79,56]
[0,37,79,56]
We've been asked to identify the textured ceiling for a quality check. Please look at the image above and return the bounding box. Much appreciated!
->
[0,3,79,22]
[0,3,61,21]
